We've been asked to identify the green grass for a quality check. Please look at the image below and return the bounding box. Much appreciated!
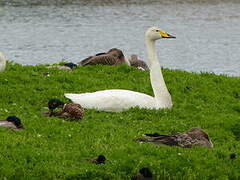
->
[0,62,240,179]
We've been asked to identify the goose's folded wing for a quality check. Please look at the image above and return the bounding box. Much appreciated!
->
[136,134,179,146]
[80,55,117,66]
[79,56,94,65]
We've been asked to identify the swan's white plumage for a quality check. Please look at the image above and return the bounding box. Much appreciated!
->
[0,52,6,72]
[65,89,157,112]
[65,27,175,112]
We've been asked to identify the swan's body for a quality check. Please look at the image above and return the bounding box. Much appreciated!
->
[0,52,6,72]
[65,27,175,112]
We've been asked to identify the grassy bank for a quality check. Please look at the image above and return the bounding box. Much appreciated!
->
[0,62,239,179]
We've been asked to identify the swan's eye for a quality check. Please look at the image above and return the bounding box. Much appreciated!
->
[156,30,160,32]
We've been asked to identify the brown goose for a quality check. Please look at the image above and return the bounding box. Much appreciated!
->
[136,128,213,148]
[0,116,24,130]
[128,55,149,70]
[79,48,128,66]
[47,98,84,121]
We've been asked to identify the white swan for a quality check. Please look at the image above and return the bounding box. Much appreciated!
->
[65,27,176,112]
[0,52,6,72]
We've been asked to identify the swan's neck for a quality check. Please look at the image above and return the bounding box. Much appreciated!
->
[146,39,172,108]
[0,53,6,72]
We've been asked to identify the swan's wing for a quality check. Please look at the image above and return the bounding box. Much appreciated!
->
[65,89,155,112]
[80,55,118,66]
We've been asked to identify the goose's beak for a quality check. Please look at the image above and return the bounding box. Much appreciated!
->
[160,31,176,38]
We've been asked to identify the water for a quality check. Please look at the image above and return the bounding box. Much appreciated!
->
[0,0,239,76]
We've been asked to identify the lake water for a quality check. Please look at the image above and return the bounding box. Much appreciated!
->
[0,0,239,76]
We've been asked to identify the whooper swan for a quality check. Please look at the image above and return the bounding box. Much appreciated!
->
[65,27,176,112]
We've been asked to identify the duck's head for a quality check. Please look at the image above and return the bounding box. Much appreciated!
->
[139,167,153,178]
[48,98,65,116]
[96,155,106,164]
[145,27,176,41]
[6,116,23,129]
[64,62,77,69]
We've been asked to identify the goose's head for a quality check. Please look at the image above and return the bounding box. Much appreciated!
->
[108,48,125,59]
[187,127,213,148]
[108,48,128,64]
[6,116,23,129]
[145,27,176,41]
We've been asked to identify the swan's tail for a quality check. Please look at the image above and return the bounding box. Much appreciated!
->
[64,93,80,103]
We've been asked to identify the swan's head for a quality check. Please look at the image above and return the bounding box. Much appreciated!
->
[145,27,176,41]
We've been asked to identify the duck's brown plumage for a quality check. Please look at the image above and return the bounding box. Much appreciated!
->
[136,128,213,148]
[79,48,126,66]
[128,55,149,70]
[55,104,84,121]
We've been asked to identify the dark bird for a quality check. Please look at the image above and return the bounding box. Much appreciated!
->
[127,55,149,70]
[131,168,153,180]
[79,48,129,66]
[47,98,84,121]
[0,116,24,130]
[230,153,237,160]
[88,155,106,164]
[136,128,213,148]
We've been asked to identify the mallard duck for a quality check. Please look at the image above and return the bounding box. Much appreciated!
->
[47,62,77,70]
[0,52,6,72]
[0,116,24,130]
[88,155,106,164]
[131,168,153,180]
[79,48,129,66]
[136,128,213,148]
[128,55,149,70]
[47,98,84,121]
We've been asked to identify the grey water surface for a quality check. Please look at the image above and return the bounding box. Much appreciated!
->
[0,0,239,76]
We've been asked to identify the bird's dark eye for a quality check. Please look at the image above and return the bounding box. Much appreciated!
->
[156,30,159,32]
